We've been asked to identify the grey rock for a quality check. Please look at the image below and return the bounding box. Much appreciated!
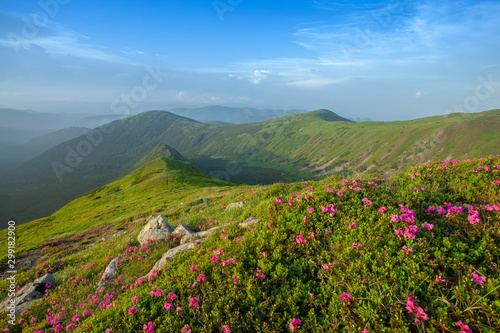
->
[137,215,174,245]
[226,202,245,210]
[0,273,55,313]
[239,216,261,228]
[146,239,207,277]
[98,257,122,286]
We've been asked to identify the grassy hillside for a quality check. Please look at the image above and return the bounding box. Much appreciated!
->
[1,109,499,225]
[0,155,499,332]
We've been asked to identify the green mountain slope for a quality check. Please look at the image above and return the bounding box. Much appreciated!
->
[1,109,499,225]
[0,155,499,332]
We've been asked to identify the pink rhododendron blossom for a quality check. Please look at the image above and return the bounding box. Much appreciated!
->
[128,306,139,315]
[143,321,154,333]
[436,275,446,282]
[349,222,357,229]
[340,292,353,305]
[167,292,176,301]
[296,235,307,244]
[289,318,302,331]
[422,222,434,230]
[189,297,199,308]
[471,272,487,286]
[402,246,414,254]
[456,321,472,333]
[406,296,429,323]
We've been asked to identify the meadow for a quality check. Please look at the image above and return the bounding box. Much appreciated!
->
[0,155,499,332]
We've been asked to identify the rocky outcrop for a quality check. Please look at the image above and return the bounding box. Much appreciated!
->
[137,215,174,245]
[239,216,261,228]
[0,274,55,314]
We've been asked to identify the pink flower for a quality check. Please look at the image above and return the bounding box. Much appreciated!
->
[128,306,139,315]
[456,320,472,333]
[198,274,206,282]
[349,222,356,229]
[190,265,199,272]
[471,272,487,286]
[406,296,429,323]
[256,269,266,280]
[310,231,316,238]
[289,318,302,331]
[303,216,309,222]
[340,292,353,305]
[391,215,399,222]
[351,242,360,249]
[176,307,182,312]
[308,207,314,214]
[422,222,434,230]
[222,325,231,333]
[143,321,154,333]
[394,229,403,238]
[323,262,332,270]
[435,275,446,282]
[164,302,173,310]
[180,325,191,333]
[296,235,307,244]
[232,275,238,283]
[361,330,369,333]
[66,323,74,331]
[262,252,266,257]
[71,314,80,322]
[402,246,414,254]
[54,325,63,332]
[167,292,176,301]
[210,255,219,263]
[132,296,139,303]
[379,206,387,213]
[189,297,199,308]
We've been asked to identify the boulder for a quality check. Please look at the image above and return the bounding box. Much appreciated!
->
[0,273,55,313]
[172,223,196,238]
[226,202,245,210]
[137,215,174,245]
[145,238,207,277]
[239,216,261,228]
[98,257,121,286]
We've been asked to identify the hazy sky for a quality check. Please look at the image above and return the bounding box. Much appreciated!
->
[0,0,499,120]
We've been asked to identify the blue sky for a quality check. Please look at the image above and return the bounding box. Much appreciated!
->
[0,0,499,120]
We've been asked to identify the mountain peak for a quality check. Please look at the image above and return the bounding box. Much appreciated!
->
[307,109,353,122]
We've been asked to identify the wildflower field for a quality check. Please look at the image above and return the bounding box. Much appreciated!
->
[1,155,499,332]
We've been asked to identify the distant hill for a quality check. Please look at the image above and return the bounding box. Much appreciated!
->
[0,126,49,149]
[0,108,82,130]
[0,127,89,175]
[169,105,309,124]
[0,108,499,224]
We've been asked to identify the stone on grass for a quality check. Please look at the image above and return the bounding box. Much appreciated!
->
[137,215,174,245]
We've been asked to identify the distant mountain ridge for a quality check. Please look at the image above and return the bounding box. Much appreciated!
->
[169,105,309,124]
[0,108,499,224]
[0,127,89,175]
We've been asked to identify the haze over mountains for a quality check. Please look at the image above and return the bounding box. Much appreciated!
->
[0,108,498,225]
